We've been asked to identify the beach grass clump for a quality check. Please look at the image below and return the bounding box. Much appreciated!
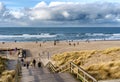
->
[52,50,97,66]
[102,47,120,54]
[85,61,120,80]
[0,57,16,82]
[0,70,15,82]
[0,57,8,74]
[0,64,5,74]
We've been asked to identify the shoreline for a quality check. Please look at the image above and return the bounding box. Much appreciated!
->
[0,40,120,57]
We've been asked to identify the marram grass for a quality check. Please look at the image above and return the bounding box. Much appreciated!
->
[0,57,15,82]
[52,47,120,80]
[85,61,120,80]
[0,57,7,74]
[0,70,15,82]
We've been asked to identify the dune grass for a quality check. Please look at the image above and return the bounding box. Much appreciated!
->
[85,61,120,80]
[0,57,16,82]
[52,47,120,80]
[0,56,7,74]
[0,70,15,82]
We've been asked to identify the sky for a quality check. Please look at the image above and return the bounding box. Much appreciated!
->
[0,0,120,27]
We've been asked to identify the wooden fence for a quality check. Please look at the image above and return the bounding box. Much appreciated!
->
[46,61,97,82]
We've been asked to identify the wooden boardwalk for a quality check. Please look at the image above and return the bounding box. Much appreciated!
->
[21,66,79,82]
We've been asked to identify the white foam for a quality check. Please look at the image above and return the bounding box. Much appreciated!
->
[112,33,120,36]
[0,33,57,39]
[107,33,120,40]
[92,33,105,36]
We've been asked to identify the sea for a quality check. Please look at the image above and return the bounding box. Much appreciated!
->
[0,27,120,42]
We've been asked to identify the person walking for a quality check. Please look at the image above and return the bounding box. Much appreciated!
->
[32,59,36,68]
[26,61,29,69]
[21,58,24,66]
[38,61,41,68]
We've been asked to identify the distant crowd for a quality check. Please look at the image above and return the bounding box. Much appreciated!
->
[21,58,41,69]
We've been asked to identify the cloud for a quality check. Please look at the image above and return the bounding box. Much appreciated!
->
[29,9,51,20]
[34,1,47,8]
[48,2,78,7]
[10,10,24,19]
[0,2,6,11]
[62,11,70,18]
[0,2,12,22]
[1,1,120,27]
[0,2,7,17]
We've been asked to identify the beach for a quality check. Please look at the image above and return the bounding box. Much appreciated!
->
[1,1,120,81]
[0,40,120,81]
[0,40,120,61]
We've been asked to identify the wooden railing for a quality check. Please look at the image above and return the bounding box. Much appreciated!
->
[46,61,57,73]
[14,59,22,82]
[46,61,97,82]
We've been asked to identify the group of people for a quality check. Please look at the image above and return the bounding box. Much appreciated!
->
[21,58,42,69]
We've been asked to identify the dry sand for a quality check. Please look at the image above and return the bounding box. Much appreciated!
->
[0,40,120,64]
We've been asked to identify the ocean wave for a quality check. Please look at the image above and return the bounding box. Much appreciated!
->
[0,33,57,39]
[107,33,120,40]
[85,33,111,36]
[112,33,120,36]
[0,33,120,41]
[92,33,106,36]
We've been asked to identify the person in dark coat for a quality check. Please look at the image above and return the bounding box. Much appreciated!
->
[38,61,41,68]
[26,61,29,69]
[32,59,36,68]
[21,58,24,66]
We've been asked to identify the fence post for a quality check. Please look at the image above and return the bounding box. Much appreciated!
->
[70,62,72,73]
[14,59,22,82]
[83,73,86,82]
[18,60,22,76]
[77,68,79,79]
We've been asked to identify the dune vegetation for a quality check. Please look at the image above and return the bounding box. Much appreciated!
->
[0,70,15,82]
[0,57,7,74]
[0,57,15,82]
[52,47,120,80]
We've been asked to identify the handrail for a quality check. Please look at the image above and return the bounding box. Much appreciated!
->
[12,49,24,82]
[70,62,97,82]
[46,61,97,82]
[46,61,71,72]
[45,61,57,73]
[56,61,71,72]
[14,59,22,82]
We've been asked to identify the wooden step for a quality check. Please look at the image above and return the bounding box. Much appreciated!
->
[21,67,79,82]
